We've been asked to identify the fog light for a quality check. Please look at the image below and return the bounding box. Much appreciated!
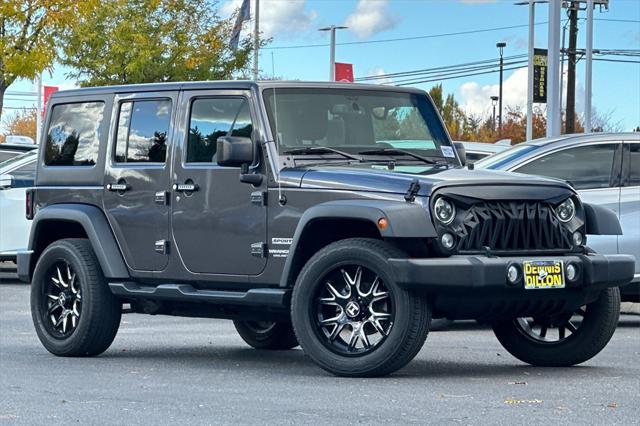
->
[572,231,583,246]
[507,265,520,284]
[566,263,578,281]
[441,233,455,250]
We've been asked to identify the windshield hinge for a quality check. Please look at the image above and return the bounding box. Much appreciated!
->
[404,178,421,202]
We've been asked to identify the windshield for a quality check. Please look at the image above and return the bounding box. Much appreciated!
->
[474,144,541,170]
[0,150,37,170]
[263,88,455,163]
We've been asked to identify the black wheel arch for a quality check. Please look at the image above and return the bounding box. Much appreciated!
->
[279,199,437,288]
[21,204,129,282]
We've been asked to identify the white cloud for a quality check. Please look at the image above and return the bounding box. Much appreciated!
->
[458,67,584,118]
[368,67,392,85]
[344,0,399,39]
[221,0,317,39]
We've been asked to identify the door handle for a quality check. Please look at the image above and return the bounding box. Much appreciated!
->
[172,182,199,192]
[106,182,131,192]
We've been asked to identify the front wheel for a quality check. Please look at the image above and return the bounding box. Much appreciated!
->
[291,238,430,377]
[493,288,620,366]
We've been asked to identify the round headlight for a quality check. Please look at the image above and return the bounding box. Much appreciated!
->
[434,198,456,224]
[556,198,575,223]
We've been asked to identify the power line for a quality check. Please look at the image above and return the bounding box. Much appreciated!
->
[264,22,549,50]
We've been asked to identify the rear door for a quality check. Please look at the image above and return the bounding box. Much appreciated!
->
[103,92,178,272]
[171,90,267,276]
[619,141,640,275]
[513,142,622,255]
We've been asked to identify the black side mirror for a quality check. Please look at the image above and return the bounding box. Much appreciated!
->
[453,142,466,167]
[217,136,254,167]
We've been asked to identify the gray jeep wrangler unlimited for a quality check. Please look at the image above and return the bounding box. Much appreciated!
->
[19,82,635,377]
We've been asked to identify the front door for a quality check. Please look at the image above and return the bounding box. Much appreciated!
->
[103,92,178,272]
[619,141,640,276]
[171,90,267,275]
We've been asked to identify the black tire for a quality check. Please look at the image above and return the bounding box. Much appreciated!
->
[291,238,430,377]
[493,288,620,366]
[233,320,299,350]
[30,238,121,357]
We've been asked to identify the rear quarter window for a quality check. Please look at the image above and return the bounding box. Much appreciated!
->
[44,102,105,166]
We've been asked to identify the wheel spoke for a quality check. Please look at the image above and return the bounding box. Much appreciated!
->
[325,282,348,301]
[71,314,77,329]
[347,325,361,350]
[62,313,68,334]
[566,321,578,333]
[370,318,388,336]
[47,294,58,301]
[47,303,61,315]
[539,325,548,338]
[329,323,346,341]
[558,326,566,339]
[57,267,68,288]
[576,307,587,317]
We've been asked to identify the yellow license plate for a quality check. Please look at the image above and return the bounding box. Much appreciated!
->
[523,260,565,290]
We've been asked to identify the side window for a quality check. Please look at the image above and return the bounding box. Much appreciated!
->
[627,143,640,186]
[44,102,105,166]
[114,99,172,163]
[8,161,36,188]
[515,144,616,190]
[187,98,253,163]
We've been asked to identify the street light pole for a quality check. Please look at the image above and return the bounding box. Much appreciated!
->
[547,0,562,137]
[252,0,260,80]
[584,0,594,132]
[496,42,507,133]
[491,96,499,131]
[516,1,547,140]
[319,25,348,81]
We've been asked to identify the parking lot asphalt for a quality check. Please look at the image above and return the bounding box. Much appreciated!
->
[1,279,639,425]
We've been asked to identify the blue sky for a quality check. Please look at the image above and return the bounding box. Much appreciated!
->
[5,0,640,130]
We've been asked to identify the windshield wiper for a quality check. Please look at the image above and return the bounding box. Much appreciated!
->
[358,148,448,166]
[282,147,363,161]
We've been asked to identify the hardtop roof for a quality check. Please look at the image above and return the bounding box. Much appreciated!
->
[50,80,426,99]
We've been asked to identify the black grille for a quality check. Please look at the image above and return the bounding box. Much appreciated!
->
[453,201,573,252]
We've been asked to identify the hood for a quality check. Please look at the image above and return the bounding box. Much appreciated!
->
[280,165,574,198]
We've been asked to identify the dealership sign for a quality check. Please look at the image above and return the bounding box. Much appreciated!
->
[533,48,547,103]
[335,62,354,82]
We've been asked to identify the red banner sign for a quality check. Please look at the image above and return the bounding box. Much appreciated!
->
[334,63,354,82]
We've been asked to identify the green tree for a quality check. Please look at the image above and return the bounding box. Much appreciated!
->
[0,1,94,121]
[61,0,257,86]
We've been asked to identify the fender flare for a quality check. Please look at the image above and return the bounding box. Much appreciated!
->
[23,204,129,280]
[279,199,436,287]
[583,203,623,235]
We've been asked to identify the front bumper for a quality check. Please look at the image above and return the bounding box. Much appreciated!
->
[389,253,635,292]
[389,253,635,321]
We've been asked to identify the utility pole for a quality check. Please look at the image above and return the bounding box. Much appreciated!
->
[319,25,348,81]
[565,1,579,133]
[496,42,507,133]
[547,0,562,137]
[252,0,260,80]
[36,74,42,144]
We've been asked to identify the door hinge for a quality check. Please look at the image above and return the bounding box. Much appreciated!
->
[155,191,169,205]
[250,191,267,206]
[155,240,169,254]
[251,242,267,258]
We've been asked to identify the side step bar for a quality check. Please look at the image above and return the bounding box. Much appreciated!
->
[108,282,290,309]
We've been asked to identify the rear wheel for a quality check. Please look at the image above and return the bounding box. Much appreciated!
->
[291,238,430,377]
[493,288,620,366]
[30,239,121,357]
[233,320,298,350]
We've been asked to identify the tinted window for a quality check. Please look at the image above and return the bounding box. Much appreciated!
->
[8,160,36,188]
[187,98,253,163]
[115,99,171,163]
[515,144,616,190]
[628,143,640,186]
[45,102,105,166]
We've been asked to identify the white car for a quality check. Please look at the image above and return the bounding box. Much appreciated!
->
[0,150,37,261]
